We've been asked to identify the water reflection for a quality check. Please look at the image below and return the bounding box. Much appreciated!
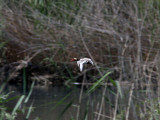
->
[5,84,158,120]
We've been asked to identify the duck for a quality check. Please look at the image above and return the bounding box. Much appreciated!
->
[71,58,94,72]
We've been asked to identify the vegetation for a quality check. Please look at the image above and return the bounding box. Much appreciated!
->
[0,0,160,119]
[0,81,35,120]
[0,0,160,84]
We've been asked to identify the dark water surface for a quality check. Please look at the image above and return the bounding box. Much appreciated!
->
[5,84,158,120]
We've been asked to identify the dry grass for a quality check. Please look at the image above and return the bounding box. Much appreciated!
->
[1,1,160,120]
[0,0,160,84]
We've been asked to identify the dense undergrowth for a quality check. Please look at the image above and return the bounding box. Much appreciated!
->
[0,0,160,84]
[0,0,160,120]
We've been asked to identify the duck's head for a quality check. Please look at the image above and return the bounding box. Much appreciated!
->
[71,58,79,61]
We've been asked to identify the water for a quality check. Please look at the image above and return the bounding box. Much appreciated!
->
[5,84,159,120]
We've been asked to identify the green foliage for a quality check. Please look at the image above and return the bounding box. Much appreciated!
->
[0,93,17,120]
[25,0,80,25]
[116,81,123,98]
[1,0,160,119]
[58,100,73,120]
[27,0,53,16]
[144,98,160,120]
[23,68,27,95]
[24,81,35,103]
[82,100,89,120]
[87,72,112,94]
[0,81,35,120]
[26,102,34,120]
[52,92,71,109]
[11,95,25,117]
[116,110,125,120]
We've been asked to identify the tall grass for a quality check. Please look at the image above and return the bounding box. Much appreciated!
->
[1,0,160,119]
[0,81,35,120]
[1,0,160,83]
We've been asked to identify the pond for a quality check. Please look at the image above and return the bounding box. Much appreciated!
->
[4,83,159,120]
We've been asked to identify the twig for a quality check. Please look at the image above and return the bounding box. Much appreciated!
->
[76,71,86,120]
[97,83,107,120]
[113,90,119,120]
[125,83,134,120]
[94,112,113,119]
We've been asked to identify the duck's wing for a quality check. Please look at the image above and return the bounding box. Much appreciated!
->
[79,62,84,72]
[81,58,94,65]
[86,59,94,65]
[79,61,86,72]
[77,61,80,67]
[89,59,94,65]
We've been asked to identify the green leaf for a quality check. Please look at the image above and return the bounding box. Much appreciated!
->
[52,92,71,109]
[0,42,6,49]
[58,100,73,120]
[5,95,20,103]
[12,95,25,116]
[83,100,89,120]
[87,72,112,94]
[108,76,116,86]
[23,68,26,95]
[116,81,123,98]
[24,81,35,103]
[26,102,34,119]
